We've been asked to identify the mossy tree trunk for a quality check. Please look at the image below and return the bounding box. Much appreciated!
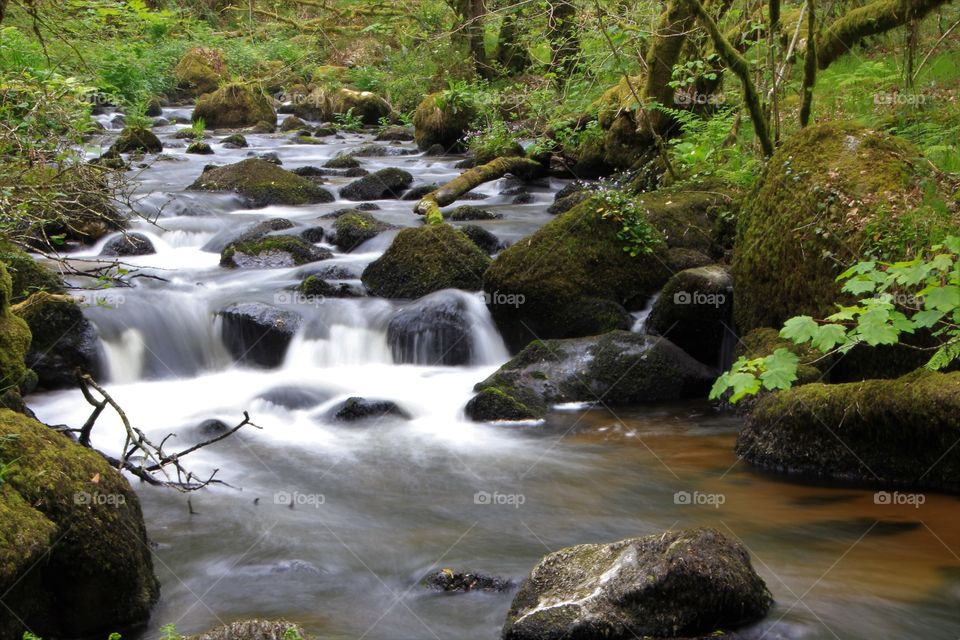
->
[547,1,581,78]
[799,0,817,127]
[447,0,489,75]
[0,0,7,25]
[815,0,952,69]
[641,0,698,131]
[414,157,545,220]
[496,5,531,73]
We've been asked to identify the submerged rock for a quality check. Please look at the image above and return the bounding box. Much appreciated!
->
[502,528,772,640]
[189,620,312,640]
[12,292,101,389]
[737,370,960,491]
[466,331,714,421]
[340,167,414,201]
[100,232,156,257]
[218,302,302,368]
[220,235,332,269]
[190,159,335,208]
[256,385,332,410]
[0,409,159,638]
[329,397,409,422]
[362,225,490,299]
[387,290,474,366]
[424,569,513,593]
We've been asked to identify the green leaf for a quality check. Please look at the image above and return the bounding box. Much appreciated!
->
[842,275,878,295]
[781,316,819,344]
[759,349,800,390]
[913,309,946,328]
[810,324,848,352]
[922,285,960,313]
[728,372,762,403]
[855,307,900,345]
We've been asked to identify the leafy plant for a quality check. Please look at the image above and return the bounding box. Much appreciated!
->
[334,108,364,133]
[282,629,303,640]
[191,117,206,142]
[594,188,664,257]
[711,237,960,402]
[159,624,180,640]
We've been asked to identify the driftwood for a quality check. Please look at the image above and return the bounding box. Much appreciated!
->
[75,373,259,491]
[413,156,545,222]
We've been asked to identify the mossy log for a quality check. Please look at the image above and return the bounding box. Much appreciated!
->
[815,0,951,70]
[413,157,544,220]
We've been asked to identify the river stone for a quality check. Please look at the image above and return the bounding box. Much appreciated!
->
[219,302,302,368]
[12,292,102,389]
[189,620,312,640]
[221,236,332,269]
[331,211,395,252]
[0,409,159,638]
[466,331,715,421]
[203,218,295,253]
[375,126,415,142]
[387,290,474,366]
[502,528,772,640]
[459,224,502,254]
[323,155,361,169]
[401,183,441,201]
[111,125,163,154]
[447,205,502,221]
[329,397,409,422]
[256,385,332,410]
[340,167,414,201]
[189,159,334,208]
[100,232,156,257]
[646,265,734,367]
[424,569,514,592]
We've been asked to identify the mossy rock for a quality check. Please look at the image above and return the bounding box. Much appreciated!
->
[186,141,214,155]
[0,409,159,638]
[193,83,277,129]
[503,527,772,640]
[324,154,361,169]
[111,125,163,154]
[737,369,960,491]
[189,159,334,208]
[332,211,394,252]
[174,47,227,97]
[413,92,476,152]
[362,224,491,299]
[733,122,959,334]
[467,331,715,421]
[459,224,501,254]
[484,189,730,350]
[220,235,332,269]
[280,115,308,132]
[221,133,248,148]
[294,87,392,124]
[0,264,30,392]
[473,140,525,166]
[0,242,64,303]
[189,619,313,640]
[339,167,413,201]
[736,328,823,385]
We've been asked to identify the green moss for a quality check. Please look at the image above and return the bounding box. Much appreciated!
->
[332,212,392,251]
[174,47,226,97]
[361,224,491,298]
[733,122,959,333]
[0,264,30,392]
[190,159,334,208]
[111,125,162,154]
[413,92,476,151]
[464,386,545,421]
[221,235,330,268]
[0,409,159,635]
[0,242,64,303]
[473,140,525,166]
[294,87,391,124]
[193,83,276,129]
[324,155,360,169]
[738,370,960,490]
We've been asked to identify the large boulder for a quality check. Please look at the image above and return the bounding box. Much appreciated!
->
[293,87,392,124]
[189,620,311,640]
[484,190,728,350]
[413,92,476,152]
[218,302,302,368]
[220,235,332,269]
[331,211,395,251]
[174,47,227,97]
[111,125,163,154]
[100,232,155,257]
[737,369,960,491]
[646,265,733,366]
[192,83,277,129]
[362,225,490,299]
[733,122,959,335]
[12,292,101,389]
[189,159,335,208]
[387,290,474,366]
[0,409,159,639]
[0,264,31,393]
[339,167,414,201]
[0,242,64,303]
[502,528,772,640]
[466,331,715,421]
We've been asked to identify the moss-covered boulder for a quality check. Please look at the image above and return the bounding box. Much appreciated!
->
[279,115,308,132]
[502,527,772,640]
[174,47,227,97]
[646,265,733,366]
[0,409,159,638]
[0,242,64,303]
[340,167,414,201]
[192,83,277,129]
[733,122,959,335]
[0,264,31,393]
[13,292,101,389]
[324,154,361,169]
[189,159,334,208]
[111,125,163,154]
[189,620,313,640]
[362,224,490,299]
[294,87,392,124]
[484,190,729,350]
[220,235,332,269]
[413,92,476,152]
[331,211,395,252]
[737,369,960,491]
[221,133,248,148]
[459,224,501,254]
[186,141,214,155]
[466,331,715,421]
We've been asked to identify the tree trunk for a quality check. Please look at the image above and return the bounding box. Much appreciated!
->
[496,6,531,73]
[800,0,817,126]
[0,0,7,24]
[449,0,488,74]
[548,1,580,78]
[414,157,545,220]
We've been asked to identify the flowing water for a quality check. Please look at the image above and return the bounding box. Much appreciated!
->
[27,112,960,639]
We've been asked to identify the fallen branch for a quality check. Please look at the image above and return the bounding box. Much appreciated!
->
[414,156,545,220]
[75,372,260,491]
